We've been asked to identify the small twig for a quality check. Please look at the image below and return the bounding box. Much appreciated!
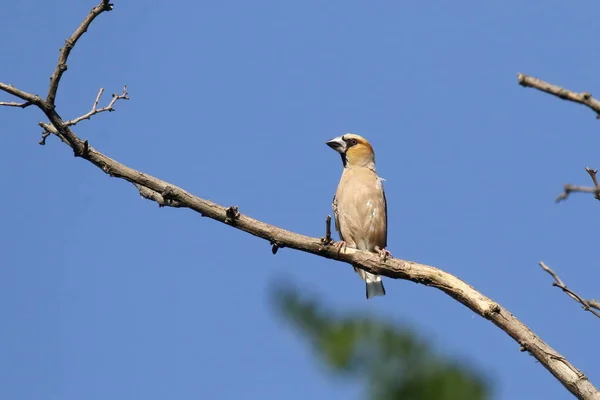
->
[555,171,600,203]
[539,262,600,319]
[271,240,282,254]
[37,122,70,146]
[46,1,114,106]
[585,167,600,201]
[0,83,43,106]
[39,131,52,145]
[518,73,600,117]
[320,215,334,245]
[517,75,600,203]
[555,184,600,203]
[65,86,129,126]
[0,100,33,108]
[555,167,600,202]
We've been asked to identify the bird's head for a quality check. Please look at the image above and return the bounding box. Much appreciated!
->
[326,133,376,170]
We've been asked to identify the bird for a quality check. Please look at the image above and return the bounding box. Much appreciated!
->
[326,133,391,299]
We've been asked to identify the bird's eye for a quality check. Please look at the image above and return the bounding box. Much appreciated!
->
[349,138,358,146]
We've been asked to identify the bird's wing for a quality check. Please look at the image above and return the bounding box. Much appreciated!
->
[382,181,388,248]
[332,194,344,241]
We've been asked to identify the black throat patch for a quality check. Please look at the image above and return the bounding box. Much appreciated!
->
[339,136,359,167]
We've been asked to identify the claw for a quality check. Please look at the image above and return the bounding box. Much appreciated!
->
[375,246,392,261]
[334,240,347,254]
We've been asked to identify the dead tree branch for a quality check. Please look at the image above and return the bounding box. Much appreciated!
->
[0,4,599,399]
[65,86,129,126]
[539,262,600,319]
[518,74,600,204]
[518,76,600,318]
[517,73,600,117]
[46,0,114,106]
[581,167,600,201]
[0,83,43,106]
[0,100,33,108]
[555,168,600,203]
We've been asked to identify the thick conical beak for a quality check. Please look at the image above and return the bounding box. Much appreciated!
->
[326,136,346,153]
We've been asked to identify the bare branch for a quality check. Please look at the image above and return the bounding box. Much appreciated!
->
[585,167,600,201]
[517,74,600,205]
[321,215,333,246]
[0,82,43,106]
[65,86,129,126]
[39,131,52,146]
[521,75,600,321]
[46,0,114,106]
[555,184,600,202]
[518,73,600,118]
[37,122,70,146]
[0,100,33,108]
[555,167,600,203]
[539,262,600,319]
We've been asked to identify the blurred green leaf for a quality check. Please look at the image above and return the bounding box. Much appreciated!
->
[271,282,491,400]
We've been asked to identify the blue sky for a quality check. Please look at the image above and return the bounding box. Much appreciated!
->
[1,1,599,399]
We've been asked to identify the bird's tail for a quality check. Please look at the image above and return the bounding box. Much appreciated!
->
[354,266,386,299]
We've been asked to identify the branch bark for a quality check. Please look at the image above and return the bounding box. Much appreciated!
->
[1,4,599,399]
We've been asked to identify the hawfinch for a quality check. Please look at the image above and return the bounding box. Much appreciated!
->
[326,133,391,299]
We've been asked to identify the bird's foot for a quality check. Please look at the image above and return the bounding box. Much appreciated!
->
[375,246,392,261]
[334,240,347,254]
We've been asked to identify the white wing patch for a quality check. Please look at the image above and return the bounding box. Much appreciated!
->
[366,194,379,232]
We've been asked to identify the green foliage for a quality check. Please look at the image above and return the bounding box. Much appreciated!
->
[272,284,491,400]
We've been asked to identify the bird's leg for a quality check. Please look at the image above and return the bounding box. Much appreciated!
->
[334,240,347,254]
[374,246,392,261]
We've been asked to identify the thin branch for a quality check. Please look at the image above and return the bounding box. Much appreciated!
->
[0,82,43,106]
[518,73,600,117]
[0,100,33,108]
[39,131,52,146]
[38,122,69,146]
[1,4,599,399]
[65,86,129,126]
[46,0,114,106]
[539,262,600,319]
[517,74,600,204]
[585,168,600,201]
[555,167,600,203]
[555,184,600,202]
[321,215,333,245]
